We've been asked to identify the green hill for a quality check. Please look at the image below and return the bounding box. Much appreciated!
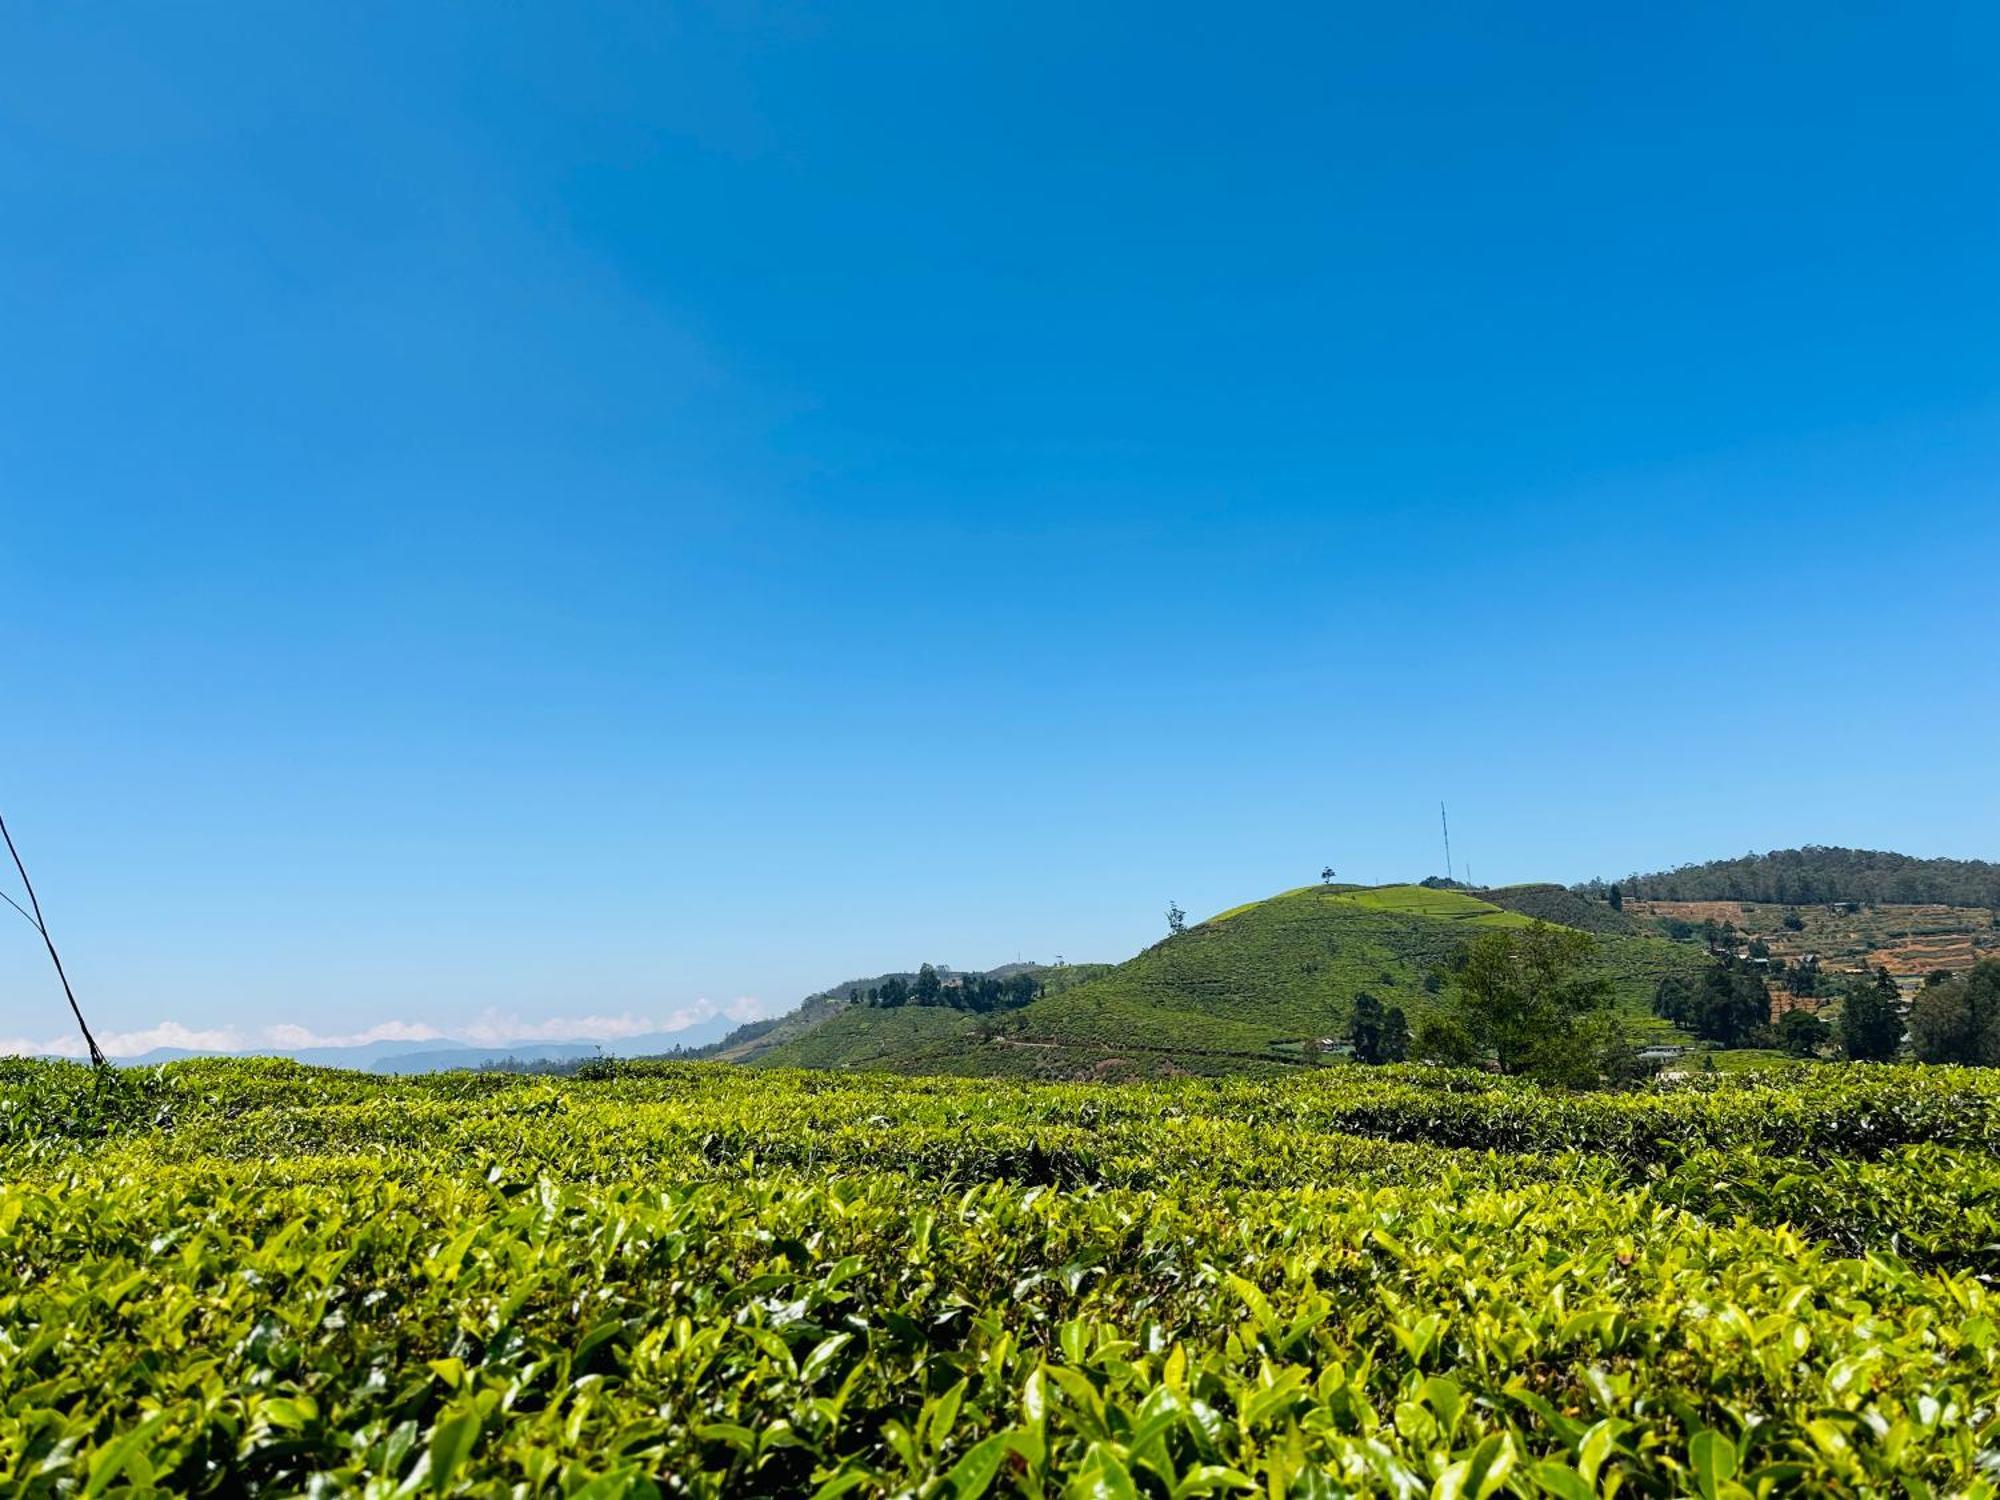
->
[1480,882,1639,935]
[1591,846,2000,909]
[700,960,1113,1064]
[750,882,1705,1077]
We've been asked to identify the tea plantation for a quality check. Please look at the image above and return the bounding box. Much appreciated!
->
[6,1058,2000,1495]
[744,886,1705,1075]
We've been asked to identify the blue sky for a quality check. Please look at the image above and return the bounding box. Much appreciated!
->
[3,3,1996,1056]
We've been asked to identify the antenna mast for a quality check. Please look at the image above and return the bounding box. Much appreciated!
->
[1440,801,1454,885]
[0,812,107,1067]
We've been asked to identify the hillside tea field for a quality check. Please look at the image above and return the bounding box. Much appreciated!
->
[6,1061,2000,1496]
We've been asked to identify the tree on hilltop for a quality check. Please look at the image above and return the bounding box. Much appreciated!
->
[1596,846,2000,910]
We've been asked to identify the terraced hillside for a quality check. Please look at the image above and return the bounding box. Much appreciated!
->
[752,884,1706,1077]
[1623,897,2000,992]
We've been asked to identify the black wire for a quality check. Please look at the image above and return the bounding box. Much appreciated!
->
[0,812,107,1068]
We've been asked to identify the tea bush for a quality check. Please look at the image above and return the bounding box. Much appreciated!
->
[5,1058,2000,1495]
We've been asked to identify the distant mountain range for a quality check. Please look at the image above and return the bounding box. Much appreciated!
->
[94,1014,745,1072]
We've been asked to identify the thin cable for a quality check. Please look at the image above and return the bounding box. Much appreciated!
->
[0,812,106,1068]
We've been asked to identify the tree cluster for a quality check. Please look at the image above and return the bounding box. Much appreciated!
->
[1908,960,2000,1065]
[1578,847,2000,910]
[1837,968,1904,1062]
[1348,992,1409,1065]
[1776,1008,1830,1057]
[863,963,1043,1013]
[1441,923,1617,1083]
[1777,954,1820,998]
[1652,958,1771,1047]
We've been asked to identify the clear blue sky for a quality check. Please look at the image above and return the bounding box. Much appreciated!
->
[3,3,1996,1055]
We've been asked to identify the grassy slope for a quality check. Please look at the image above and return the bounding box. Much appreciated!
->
[700,992,847,1062]
[750,1003,983,1072]
[727,962,1116,1066]
[1480,882,1640,935]
[753,883,1704,1075]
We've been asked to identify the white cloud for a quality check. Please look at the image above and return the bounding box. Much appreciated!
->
[108,1021,246,1055]
[455,996,773,1044]
[262,1020,447,1049]
[1,996,783,1060]
[3,1021,246,1060]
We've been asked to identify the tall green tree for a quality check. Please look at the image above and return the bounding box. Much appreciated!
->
[1349,992,1384,1064]
[1777,1007,1830,1057]
[1908,960,2000,1065]
[1837,968,1903,1061]
[1414,1014,1477,1067]
[1656,960,1771,1047]
[1381,1005,1410,1064]
[1453,922,1614,1078]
